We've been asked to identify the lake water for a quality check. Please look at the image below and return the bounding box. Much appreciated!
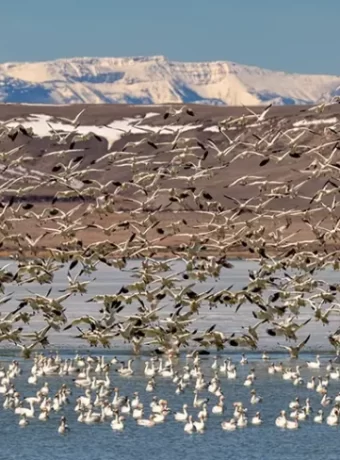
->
[1,257,340,460]
[1,352,340,460]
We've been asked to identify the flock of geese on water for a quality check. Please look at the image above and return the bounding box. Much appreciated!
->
[0,100,339,366]
[3,349,340,436]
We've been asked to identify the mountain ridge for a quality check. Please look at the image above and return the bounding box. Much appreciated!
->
[0,55,339,106]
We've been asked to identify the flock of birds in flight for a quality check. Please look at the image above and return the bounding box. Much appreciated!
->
[0,99,338,363]
[0,98,339,438]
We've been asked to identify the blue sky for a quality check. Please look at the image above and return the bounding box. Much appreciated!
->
[1,0,339,74]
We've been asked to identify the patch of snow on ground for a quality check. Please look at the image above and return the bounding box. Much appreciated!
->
[6,113,200,150]
[293,117,338,127]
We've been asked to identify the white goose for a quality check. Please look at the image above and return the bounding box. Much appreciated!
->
[193,391,209,408]
[306,376,316,390]
[306,355,321,369]
[132,403,144,419]
[275,410,287,428]
[193,414,206,433]
[137,414,156,427]
[111,413,125,431]
[221,418,237,431]
[314,410,324,423]
[250,389,262,404]
[251,412,263,425]
[84,405,103,424]
[286,417,299,430]
[327,409,339,426]
[58,416,70,434]
[19,414,29,427]
[198,403,208,421]
[184,415,196,433]
[131,392,140,409]
[174,404,189,422]
[15,401,35,418]
[212,396,225,415]
[117,359,134,377]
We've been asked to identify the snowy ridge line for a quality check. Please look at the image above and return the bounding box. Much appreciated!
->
[1,55,340,105]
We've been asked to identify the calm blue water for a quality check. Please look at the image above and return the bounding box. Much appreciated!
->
[0,352,340,460]
[0,259,340,459]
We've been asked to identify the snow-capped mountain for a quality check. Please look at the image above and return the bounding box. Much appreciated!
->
[0,55,340,106]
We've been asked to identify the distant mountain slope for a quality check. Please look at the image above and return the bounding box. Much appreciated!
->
[0,55,340,105]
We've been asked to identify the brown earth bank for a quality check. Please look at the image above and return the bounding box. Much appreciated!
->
[0,102,338,262]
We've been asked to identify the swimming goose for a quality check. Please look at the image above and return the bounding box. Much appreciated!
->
[39,382,49,397]
[176,379,186,395]
[326,360,334,372]
[314,410,324,423]
[78,389,92,409]
[212,396,225,415]
[184,415,196,433]
[160,364,174,378]
[237,412,248,428]
[306,376,316,390]
[262,352,270,361]
[150,397,162,413]
[84,405,103,423]
[290,408,307,421]
[58,416,70,434]
[198,403,208,421]
[334,393,340,403]
[15,401,35,418]
[121,399,131,415]
[240,354,248,365]
[117,359,134,377]
[131,392,140,409]
[38,408,49,421]
[227,368,237,379]
[219,360,227,373]
[321,393,332,407]
[193,414,206,433]
[326,409,339,426]
[111,413,125,431]
[195,375,207,391]
[153,410,170,424]
[268,363,276,375]
[208,378,219,393]
[132,403,144,419]
[211,357,218,370]
[274,362,283,373]
[250,389,262,405]
[289,398,300,410]
[144,361,156,377]
[146,378,155,392]
[102,401,114,419]
[243,376,254,387]
[174,404,189,422]
[193,391,209,408]
[19,414,29,427]
[28,373,38,385]
[74,367,92,387]
[306,355,321,369]
[251,412,263,425]
[330,368,340,380]
[275,410,287,428]
[137,414,156,427]
[96,372,111,389]
[286,416,299,430]
[221,418,237,431]
[112,388,127,409]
